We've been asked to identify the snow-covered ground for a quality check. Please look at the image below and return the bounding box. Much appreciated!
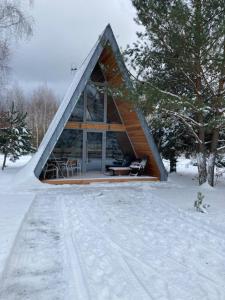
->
[0,155,225,299]
[0,156,34,279]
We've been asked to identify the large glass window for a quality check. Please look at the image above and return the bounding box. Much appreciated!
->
[69,94,84,122]
[53,129,83,159]
[86,84,104,122]
[106,131,135,165]
[90,62,105,83]
[86,132,102,171]
[107,94,122,124]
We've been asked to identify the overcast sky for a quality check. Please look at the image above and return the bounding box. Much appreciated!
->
[10,0,139,98]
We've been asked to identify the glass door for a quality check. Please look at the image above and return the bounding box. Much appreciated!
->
[86,132,103,171]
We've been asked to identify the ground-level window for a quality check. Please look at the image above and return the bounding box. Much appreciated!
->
[53,129,83,159]
[106,131,135,165]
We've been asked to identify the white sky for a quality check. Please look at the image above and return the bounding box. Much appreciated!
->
[9,0,139,98]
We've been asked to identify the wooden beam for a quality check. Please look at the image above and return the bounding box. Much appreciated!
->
[65,121,126,131]
[42,176,159,185]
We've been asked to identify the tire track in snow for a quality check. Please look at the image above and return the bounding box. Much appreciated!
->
[63,194,192,300]
[60,198,92,300]
[0,194,68,300]
[131,192,225,280]
[68,190,223,300]
[98,190,225,271]
[62,195,155,300]
[151,189,225,240]
[96,191,225,298]
[0,196,34,286]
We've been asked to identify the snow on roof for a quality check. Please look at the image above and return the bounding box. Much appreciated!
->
[17,24,167,184]
[17,26,107,183]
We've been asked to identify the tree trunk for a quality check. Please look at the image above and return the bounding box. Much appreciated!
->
[169,158,177,173]
[2,152,7,170]
[194,0,207,185]
[207,128,220,186]
[196,152,207,185]
[207,39,225,186]
[169,151,177,173]
[36,124,39,149]
[207,153,216,186]
[196,120,207,185]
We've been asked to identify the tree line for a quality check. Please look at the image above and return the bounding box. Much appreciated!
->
[0,85,59,149]
[0,1,59,169]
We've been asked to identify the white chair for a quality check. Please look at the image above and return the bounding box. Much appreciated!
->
[43,163,59,179]
[129,158,147,176]
[65,159,76,177]
[74,160,82,175]
[65,159,81,177]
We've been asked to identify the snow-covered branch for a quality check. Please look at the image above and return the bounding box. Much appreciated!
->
[181,70,203,97]
[217,145,225,152]
[161,109,203,144]
[163,109,203,128]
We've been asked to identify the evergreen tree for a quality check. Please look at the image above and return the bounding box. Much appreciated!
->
[126,0,225,186]
[149,111,195,172]
[0,102,33,170]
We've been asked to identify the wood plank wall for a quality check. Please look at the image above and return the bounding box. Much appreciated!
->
[99,46,161,178]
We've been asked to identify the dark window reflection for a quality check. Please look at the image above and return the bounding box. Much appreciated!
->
[107,94,122,124]
[69,94,84,122]
[53,129,83,159]
[86,84,104,122]
[90,63,105,83]
[87,132,102,159]
[106,132,135,164]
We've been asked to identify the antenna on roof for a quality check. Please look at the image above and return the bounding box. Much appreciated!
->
[70,64,77,74]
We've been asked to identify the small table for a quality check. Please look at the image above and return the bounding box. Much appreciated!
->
[109,167,131,176]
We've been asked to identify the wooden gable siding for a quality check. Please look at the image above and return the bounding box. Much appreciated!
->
[65,122,125,132]
[99,47,161,178]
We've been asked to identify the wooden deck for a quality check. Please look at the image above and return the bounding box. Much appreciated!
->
[42,176,159,185]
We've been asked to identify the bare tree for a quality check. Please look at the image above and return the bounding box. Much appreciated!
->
[0,0,33,84]
[27,85,59,148]
[1,84,59,149]
[0,40,9,86]
[4,84,26,111]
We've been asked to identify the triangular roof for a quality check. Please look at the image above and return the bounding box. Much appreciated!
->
[25,24,167,181]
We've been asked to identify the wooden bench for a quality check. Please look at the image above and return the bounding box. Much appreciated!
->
[109,167,131,176]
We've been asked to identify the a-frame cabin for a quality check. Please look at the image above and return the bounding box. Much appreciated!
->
[31,25,167,184]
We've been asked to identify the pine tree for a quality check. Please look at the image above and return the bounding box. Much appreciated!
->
[0,102,33,170]
[126,0,225,186]
[148,111,195,173]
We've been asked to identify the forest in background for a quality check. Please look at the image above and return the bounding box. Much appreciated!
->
[0,1,59,150]
[0,85,59,149]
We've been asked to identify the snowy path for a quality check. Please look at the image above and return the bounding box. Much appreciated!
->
[1,185,225,300]
[0,194,68,300]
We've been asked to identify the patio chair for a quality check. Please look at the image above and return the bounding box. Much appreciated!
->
[129,158,147,176]
[43,163,59,179]
[64,159,81,177]
[73,159,81,175]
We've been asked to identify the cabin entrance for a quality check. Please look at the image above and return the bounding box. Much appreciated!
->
[86,131,103,172]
